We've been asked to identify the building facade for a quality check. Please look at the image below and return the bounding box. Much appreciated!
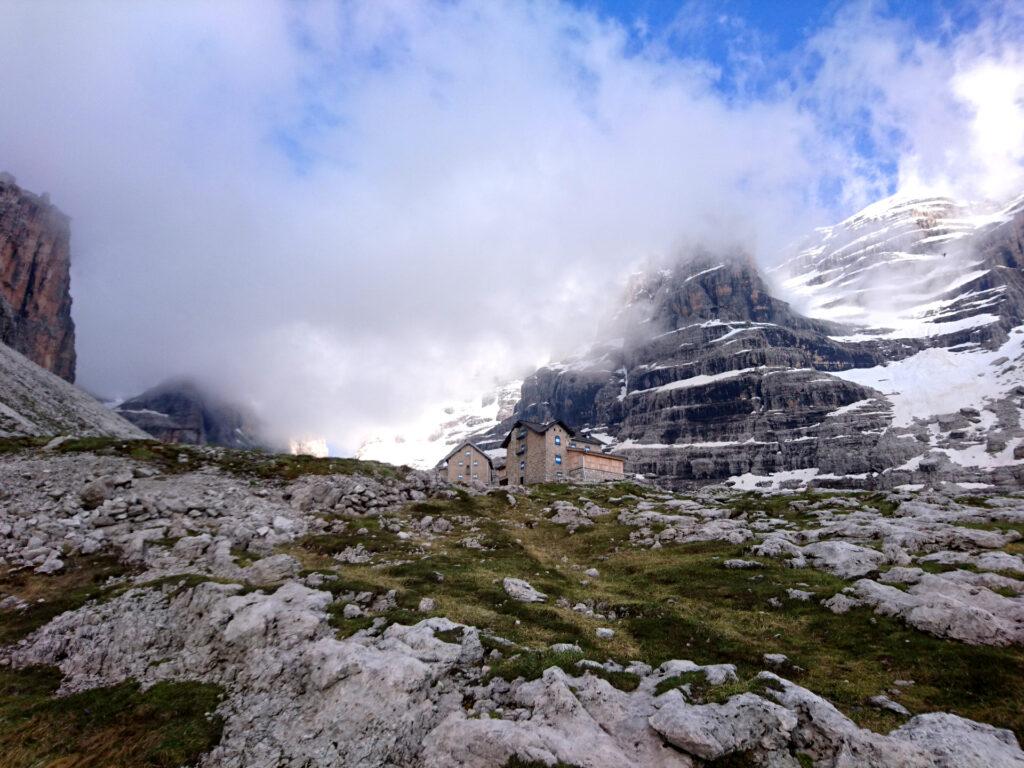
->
[500,420,626,485]
[440,441,494,484]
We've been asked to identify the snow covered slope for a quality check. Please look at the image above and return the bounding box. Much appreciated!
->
[772,193,1024,346]
[0,341,148,439]
[356,381,520,469]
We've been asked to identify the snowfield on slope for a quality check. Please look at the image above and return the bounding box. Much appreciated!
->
[831,326,1024,428]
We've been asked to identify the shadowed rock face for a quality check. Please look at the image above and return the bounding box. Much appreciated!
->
[0,174,76,382]
[116,379,262,449]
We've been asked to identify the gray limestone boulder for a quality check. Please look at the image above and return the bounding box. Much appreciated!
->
[503,577,548,603]
[649,693,798,760]
[891,713,1024,767]
[799,541,887,578]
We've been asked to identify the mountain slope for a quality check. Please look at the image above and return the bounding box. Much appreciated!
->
[115,379,263,449]
[0,341,146,438]
[773,193,1024,348]
[489,192,1024,490]
[505,253,918,487]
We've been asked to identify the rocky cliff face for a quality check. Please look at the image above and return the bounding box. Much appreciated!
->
[0,174,76,382]
[486,192,1024,491]
[115,379,263,449]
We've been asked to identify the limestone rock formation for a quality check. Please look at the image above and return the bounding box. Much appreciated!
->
[0,173,76,382]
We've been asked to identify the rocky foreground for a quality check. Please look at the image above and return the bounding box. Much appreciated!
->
[2,438,1024,767]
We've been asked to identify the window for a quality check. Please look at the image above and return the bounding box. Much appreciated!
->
[584,446,591,452]
[465,450,470,456]
[457,475,463,480]
[519,460,526,470]
[458,460,464,465]
[554,435,561,445]
[555,454,562,464]
[570,441,576,448]
[473,460,479,466]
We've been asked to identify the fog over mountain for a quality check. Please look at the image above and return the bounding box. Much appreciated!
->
[1,0,1022,453]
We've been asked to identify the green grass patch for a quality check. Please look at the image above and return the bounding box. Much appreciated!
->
[9,436,407,483]
[653,670,784,703]
[0,666,223,768]
[0,437,48,454]
[0,556,130,646]
[486,649,639,692]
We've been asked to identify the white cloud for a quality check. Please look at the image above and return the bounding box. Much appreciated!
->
[0,0,1021,453]
[951,58,1024,200]
[804,1,1024,203]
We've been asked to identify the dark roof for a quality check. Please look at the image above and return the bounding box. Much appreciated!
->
[500,419,576,448]
[439,440,494,466]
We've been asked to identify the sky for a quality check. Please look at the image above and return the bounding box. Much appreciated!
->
[0,0,1022,454]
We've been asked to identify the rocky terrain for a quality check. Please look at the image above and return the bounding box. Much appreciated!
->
[115,378,264,449]
[2,438,1024,766]
[0,173,76,382]
[0,341,147,439]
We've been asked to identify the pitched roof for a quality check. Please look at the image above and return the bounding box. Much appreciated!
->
[439,440,494,466]
[500,419,576,448]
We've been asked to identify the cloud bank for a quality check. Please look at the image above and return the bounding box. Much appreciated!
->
[0,0,1021,452]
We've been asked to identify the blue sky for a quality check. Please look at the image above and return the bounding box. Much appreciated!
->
[582,0,977,68]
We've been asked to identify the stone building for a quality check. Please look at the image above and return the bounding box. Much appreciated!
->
[501,420,626,485]
[439,441,495,484]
